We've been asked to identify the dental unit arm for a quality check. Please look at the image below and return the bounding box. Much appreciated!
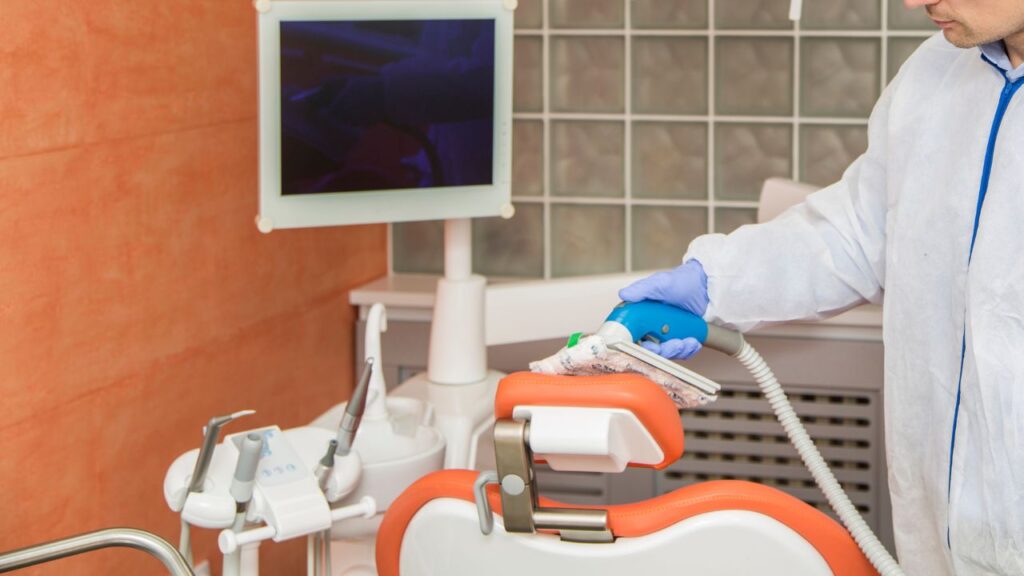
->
[164,405,377,575]
[603,301,904,576]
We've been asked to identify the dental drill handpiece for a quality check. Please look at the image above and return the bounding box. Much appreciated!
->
[223,433,263,576]
[335,358,374,457]
[315,439,339,493]
[230,433,264,529]
[179,409,255,565]
[188,410,256,494]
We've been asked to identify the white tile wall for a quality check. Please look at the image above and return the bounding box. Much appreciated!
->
[392,0,936,277]
[632,122,707,199]
[552,121,625,197]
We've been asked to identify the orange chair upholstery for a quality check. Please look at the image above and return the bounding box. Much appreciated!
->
[377,372,878,576]
[377,470,878,576]
[494,372,684,469]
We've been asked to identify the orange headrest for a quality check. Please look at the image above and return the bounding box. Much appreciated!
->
[494,372,684,469]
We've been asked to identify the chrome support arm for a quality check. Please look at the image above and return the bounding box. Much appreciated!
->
[0,528,194,575]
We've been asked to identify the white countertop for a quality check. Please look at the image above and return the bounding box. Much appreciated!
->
[351,274,883,343]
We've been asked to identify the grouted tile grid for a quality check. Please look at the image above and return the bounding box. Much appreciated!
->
[390,0,934,277]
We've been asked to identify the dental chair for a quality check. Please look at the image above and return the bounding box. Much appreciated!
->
[376,372,877,576]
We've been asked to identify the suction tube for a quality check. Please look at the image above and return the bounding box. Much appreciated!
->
[733,339,904,576]
[604,300,903,573]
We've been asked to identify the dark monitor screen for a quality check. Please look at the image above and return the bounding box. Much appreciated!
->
[279,19,496,196]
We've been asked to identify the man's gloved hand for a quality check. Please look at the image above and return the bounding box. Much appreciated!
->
[618,260,709,360]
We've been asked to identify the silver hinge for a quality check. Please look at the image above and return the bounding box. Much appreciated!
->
[490,419,614,544]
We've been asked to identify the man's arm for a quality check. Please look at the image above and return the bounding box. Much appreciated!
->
[685,77,898,332]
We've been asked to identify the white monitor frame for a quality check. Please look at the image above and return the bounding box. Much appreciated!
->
[255,0,514,232]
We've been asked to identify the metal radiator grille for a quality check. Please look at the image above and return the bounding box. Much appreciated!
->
[660,384,882,527]
[529,384,883,525]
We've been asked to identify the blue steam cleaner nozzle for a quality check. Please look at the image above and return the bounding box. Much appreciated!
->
[603,301,709,344]
[602,301,744,355]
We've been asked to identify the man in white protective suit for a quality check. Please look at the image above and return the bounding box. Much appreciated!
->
[618,0,1024,574]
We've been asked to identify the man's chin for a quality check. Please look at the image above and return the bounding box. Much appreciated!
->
[942,29,980,49]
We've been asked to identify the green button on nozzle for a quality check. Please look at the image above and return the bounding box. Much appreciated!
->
[566,332,583,348]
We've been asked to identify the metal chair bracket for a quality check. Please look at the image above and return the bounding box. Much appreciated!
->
[474,470,500,535]
[493,419,614,544]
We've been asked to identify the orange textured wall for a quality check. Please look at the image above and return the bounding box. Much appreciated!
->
[0,1,387,574]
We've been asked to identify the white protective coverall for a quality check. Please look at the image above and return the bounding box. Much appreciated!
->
[685,34,1024,575]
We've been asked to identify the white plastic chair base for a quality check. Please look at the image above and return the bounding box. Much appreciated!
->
[396,498,834,576]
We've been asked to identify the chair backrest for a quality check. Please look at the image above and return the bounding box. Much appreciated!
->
[757,178,820,223]
[495,372,684,472]
[376,373,879,576]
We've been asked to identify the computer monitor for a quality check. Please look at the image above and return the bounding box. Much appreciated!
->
[256,0,514,231]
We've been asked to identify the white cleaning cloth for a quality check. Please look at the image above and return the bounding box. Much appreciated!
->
[529,335,713,409]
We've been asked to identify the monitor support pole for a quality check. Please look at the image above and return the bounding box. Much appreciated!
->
[428,218,487,384]
[425,218,503,469]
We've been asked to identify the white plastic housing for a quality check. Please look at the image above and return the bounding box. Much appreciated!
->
[512,406,663,473]
[163,425,363,539]
[229,427,332,540]
[220,496,376,554]
[182,492,236,529]
[428,274,487,385]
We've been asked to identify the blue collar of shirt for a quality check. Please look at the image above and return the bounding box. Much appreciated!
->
[979,41,1024,82]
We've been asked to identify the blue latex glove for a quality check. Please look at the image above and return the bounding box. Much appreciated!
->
[618,260,709,360]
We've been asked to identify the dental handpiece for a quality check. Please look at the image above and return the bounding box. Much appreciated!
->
[224,433,263,576]
[336,358,374,457]
[188,410,256,494]
[231,433,264,524]
[180,409,254,566]
[315,439,339,494]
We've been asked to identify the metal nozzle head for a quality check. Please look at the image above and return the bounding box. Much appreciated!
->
[335,411,360,457]
[321,440,338,467]
[234,434,264,484]
[201,410,256,437]
[316,439,339,493]
[346,358,374,420]
[189,409,256,494]
[335,359,374,458]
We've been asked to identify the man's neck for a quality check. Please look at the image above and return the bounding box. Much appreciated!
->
[1004,32,1024,69]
